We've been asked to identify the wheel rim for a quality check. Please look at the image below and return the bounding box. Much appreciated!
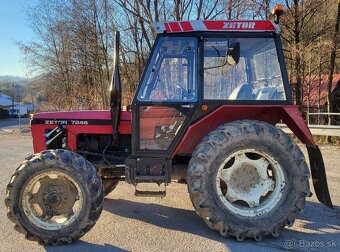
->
[21,171,83,230]
[216,149,285,217]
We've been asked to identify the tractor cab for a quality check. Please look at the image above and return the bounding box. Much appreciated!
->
[126,20,292,185]
[138,21,288,104]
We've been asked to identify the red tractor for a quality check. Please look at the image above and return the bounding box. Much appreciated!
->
[5,9,333,245]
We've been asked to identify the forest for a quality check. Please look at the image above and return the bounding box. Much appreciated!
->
[2,0,340,124]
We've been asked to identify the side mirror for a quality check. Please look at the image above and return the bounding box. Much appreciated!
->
[226,42,240,66]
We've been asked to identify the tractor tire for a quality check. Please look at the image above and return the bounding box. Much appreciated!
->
[187,120,310,241]
[5,149,104,245]
[102,178,119,196]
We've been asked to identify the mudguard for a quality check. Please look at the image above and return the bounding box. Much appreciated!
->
[281,106,333,209]
[306,146,333,209]
[174,105,333,208]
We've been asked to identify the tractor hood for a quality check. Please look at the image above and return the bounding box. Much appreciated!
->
[31,110,112,122]
[31,110,131,126]
[30,110,132,154]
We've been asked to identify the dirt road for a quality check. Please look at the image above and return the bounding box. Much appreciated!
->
[0,133,339,252]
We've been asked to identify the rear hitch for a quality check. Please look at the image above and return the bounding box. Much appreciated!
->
[306,145,333,209]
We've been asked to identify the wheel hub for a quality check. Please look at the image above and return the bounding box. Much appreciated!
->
[22,171,83,230]
[46,192,61,206]
[33,177,78,217]
[228,165,260,193]
[217,150,285,217]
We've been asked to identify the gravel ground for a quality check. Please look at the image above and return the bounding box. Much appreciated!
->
[0,133,339,252]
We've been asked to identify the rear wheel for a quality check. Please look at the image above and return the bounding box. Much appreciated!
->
[187,120,310,241]
[5,150,104,245]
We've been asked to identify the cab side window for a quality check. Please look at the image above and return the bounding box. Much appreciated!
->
[203,37,286,101]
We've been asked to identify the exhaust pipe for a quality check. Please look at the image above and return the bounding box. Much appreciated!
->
[110,31,122,142]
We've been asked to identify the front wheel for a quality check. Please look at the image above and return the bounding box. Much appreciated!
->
[187,120,310,241]
[5,150,104,245]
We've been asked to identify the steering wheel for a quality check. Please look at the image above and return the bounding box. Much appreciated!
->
[253,75,281,86]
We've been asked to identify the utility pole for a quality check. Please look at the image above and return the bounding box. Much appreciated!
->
[32,93,35,111]
[11,83,14,117]
[18,102,21,134]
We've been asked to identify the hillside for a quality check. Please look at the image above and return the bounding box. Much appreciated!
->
[0,76,29,85]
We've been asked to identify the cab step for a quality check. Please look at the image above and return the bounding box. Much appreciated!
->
[135,190,166,197]
[134,183,167,197]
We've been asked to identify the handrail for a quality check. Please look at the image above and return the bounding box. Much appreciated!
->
[277,124,340,137]
[308,113,340,116]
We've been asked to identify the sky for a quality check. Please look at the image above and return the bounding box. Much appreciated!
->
[0,0,39,77]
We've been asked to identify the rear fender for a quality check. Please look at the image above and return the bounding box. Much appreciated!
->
[281,106,315,147]
[306,146,333,208]
[173,105,333,208]
[281,106,333,209]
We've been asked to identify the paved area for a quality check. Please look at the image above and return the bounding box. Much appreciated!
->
[0,133,339,252]
[0,117,29,129]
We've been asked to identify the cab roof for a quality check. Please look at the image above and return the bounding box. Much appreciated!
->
[152,20,279,34]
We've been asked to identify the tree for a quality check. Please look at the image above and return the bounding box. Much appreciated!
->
[20,0,116,110]
[19,0,340,113]
[326,0,340,126]
[280,0,325,110]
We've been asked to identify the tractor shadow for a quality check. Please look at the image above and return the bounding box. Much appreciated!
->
[297,201,340,231]
[104,198,226,242]
[45,241,128,252]
[103,199,340,249]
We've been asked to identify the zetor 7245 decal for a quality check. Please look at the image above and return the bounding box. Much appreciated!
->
[44,120,89,125]
[5,5,333,245]
[43,120,113,125]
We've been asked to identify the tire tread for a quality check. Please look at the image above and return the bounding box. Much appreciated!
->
[5,149,104,245]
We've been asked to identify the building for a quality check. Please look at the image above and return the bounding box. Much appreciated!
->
[0,94,16,109]
[302,74,340,124]
[0,94,19,118]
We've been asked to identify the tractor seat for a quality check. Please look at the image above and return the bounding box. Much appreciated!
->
[255,86,277,100]
[229,84,254,100]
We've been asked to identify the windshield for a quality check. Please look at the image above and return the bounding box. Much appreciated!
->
[204,37,286,101]
[137,37,197,102]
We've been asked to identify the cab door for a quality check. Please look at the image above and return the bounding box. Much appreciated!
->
[132,36,198,157]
